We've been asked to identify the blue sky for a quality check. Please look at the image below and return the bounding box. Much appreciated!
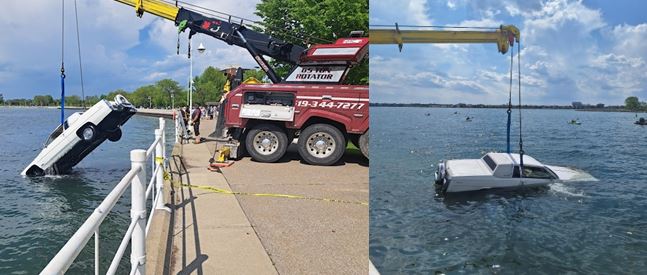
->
[370,0,647,105]
[0,0,260,100]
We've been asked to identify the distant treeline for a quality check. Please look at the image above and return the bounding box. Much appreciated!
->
[0,66,266,108]
[371,96,646,112]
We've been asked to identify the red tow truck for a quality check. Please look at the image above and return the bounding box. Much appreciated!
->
[114,0,369,165]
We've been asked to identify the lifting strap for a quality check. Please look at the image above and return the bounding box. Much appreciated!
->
[60,0,66,125]
[517,41,524,175]
[506,39,524,177]
[506,42,513,154]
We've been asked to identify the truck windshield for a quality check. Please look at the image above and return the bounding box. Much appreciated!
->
[482,155,497,171]
[521,166,555,179]
[44,124,65,147]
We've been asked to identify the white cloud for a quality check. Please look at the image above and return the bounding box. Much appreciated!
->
[370,0,432,26]
[0,0,262,99]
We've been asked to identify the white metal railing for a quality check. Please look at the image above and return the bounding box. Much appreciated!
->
[41,117,169,275]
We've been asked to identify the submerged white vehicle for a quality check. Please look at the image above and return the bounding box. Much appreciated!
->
[22,95,137,176]
[434,152,582,193]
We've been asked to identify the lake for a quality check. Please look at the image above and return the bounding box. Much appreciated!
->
[0,107,173,274]
[370,107,647,274]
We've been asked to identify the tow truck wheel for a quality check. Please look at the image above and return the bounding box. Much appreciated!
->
[107,128,122,142]
[245,124,288,163]
[359,130,369,158]
[298,124,346,166]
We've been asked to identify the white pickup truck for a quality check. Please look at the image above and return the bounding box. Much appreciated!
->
[434,152,573,193]
[22,95,137,176]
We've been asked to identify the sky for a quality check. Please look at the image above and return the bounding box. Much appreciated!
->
[0,0,261,100]
[370,0,647,105]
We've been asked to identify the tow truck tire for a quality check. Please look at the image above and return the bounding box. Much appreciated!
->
[359,130,369,158]
[107,128,122,142]
[298,123,346,166]
[245,124,288,163]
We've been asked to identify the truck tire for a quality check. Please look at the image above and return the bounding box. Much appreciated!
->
[79,125,96,142]
[298,123,346,166]
[245,124,288,163]
[359,130,369,158]
[107,128,122,142]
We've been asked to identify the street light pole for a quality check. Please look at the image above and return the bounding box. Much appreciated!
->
[189,39,193,113]
[171,93,174,110]
[148,96,152,109]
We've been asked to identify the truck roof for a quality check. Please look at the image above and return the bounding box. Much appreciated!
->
[486,153,543,167]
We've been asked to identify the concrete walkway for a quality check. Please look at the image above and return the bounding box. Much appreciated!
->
[164,119,368,274]
[167,119,276,274]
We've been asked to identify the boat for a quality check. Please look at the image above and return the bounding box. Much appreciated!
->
[435,152,563,193]
[22,95,137,176]
[635,117,646,125]
[568,119,581,125]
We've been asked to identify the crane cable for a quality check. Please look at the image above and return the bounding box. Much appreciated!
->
[73,0,86,109]
[60,0,66,125]
[506,40,513,154]
[506,40,524,177]
[517,41,524,175]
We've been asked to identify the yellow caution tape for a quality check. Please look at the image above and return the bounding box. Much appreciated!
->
[169,179,367,206]
[155,156,164,165]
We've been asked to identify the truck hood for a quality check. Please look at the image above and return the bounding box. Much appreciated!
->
[546,165,598,182]
[446,159,492,177]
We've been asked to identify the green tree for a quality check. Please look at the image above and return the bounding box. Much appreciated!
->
[193,66,227,105]
[243,69,268,83]
[33,95,55,106]
[155,79,182,108]
[0,93,4,104]
[625,96,641,111]
[64,95,82,107]
[254,0,368,84]
[85,95,101,105]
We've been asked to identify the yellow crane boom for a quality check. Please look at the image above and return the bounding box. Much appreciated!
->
[113,0,179,20]
[370,24,520,54]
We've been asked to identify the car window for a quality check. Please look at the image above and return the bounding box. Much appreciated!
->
[44,124,65,146]
[482,155,497,171]
[522,166,554,179]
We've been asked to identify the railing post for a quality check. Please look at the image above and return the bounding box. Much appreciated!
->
[174,109,179,144]
[130,149,147,275]
[94,229,100,275]
[159,117,166,159]
[154,128,165,209]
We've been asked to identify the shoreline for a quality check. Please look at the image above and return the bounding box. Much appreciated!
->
[370,104,645,113]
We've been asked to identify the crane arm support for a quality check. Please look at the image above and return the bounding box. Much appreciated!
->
[370,25,520,54]
[113,0,179,20]
[175,8,306,65]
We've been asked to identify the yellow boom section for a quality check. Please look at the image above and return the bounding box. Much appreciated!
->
[113,0,179,21]
[370,25,520,54]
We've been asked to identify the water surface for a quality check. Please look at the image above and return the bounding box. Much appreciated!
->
[0,107,173,274]
[370,107,647,274]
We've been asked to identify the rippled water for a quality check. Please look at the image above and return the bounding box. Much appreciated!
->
[0,107,173,274]
[370,107,647,274]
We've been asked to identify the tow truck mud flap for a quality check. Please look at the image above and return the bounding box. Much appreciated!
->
[210,100,227,139]
[547,165,598,182]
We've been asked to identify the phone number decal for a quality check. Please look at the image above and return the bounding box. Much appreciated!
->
[296,100,365,109]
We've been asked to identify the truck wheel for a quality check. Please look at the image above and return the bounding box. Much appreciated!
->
[108,128,122,142]
[245,124,288,163]
[359,130,369,158]
[80,125,96,141]
[298,124,346,166]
